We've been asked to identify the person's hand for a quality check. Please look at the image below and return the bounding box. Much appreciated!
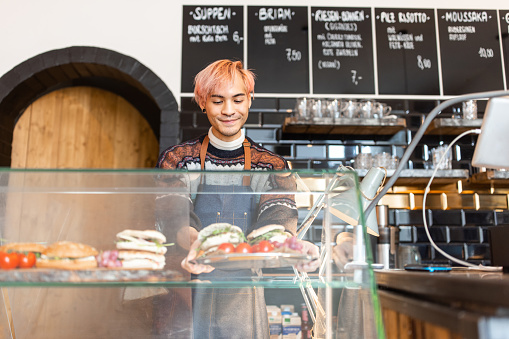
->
[180,229,215,274]
[176,226,197,250]
[295,240,320,272]
[332,232,354,271]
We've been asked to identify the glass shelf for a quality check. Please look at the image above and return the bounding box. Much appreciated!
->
[424,118,482,135]
[0,269,369,289]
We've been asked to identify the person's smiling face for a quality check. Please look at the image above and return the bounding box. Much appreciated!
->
[201,73,251,142]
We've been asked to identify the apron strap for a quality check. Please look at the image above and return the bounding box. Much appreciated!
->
[200,136,209,171]
[200,135,251,186]
[242,139,251,186]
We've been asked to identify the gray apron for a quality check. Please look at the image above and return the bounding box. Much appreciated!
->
[191,136,269,339]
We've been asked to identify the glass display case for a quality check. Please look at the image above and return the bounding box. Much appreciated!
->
[0,168,384,339]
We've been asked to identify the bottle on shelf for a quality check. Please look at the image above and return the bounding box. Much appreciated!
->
[301,303,312,339]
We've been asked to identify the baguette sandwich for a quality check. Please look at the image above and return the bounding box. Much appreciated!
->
[0,242,47,255]
[36,241,98,270]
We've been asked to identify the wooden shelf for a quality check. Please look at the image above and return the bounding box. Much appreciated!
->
[470,170,509,184]
[424,118,482,135]
[356,168,469,185]
[282,117,406,135]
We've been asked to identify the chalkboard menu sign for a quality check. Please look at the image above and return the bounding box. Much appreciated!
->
[374,8,440,95]
[437,9,504,95]
[181,6,244,93]
[311,7,375,94]
[181,6,509,97]
[247,6,309,93]
[501,10,509,88]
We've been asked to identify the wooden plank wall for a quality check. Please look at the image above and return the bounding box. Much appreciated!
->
[11,86,159,169]
[4,86,164,337]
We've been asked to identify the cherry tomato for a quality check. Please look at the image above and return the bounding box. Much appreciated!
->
[251,244,261,253]
[18,252,36,269]
[0,252,19,270]
[234,243,253,254]
[256,240,274,253]
[217,243,235,254]
[0,251,6,266]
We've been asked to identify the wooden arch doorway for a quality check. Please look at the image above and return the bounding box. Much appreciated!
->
[11,86,159,169]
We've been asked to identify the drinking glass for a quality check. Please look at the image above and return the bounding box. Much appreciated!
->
[358,100,376,119]
[462,100,478,120]
[295,98,312,122]
[376,103,392,119]
[312,99,333,124]
[431,145,452,170]
[341,99,359,119]
[397,245,421,268]
[328,99,346,121]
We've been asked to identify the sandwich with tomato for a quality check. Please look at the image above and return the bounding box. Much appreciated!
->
[247,225,304,253]
[197,223,246,257]
[0,242,47,269]
[247,225,291,245]
[36,241,98,270]
[0,242,47,255]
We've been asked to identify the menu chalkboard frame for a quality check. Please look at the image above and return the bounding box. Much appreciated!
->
[181,5,245,93]
[247,6,310,94]
[311,7,376,95]
[437,8,505,95]
[374,8,441,95]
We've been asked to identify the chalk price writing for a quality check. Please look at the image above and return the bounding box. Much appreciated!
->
[417,55,431,70]
[351,70,362,85]
[233,31,243,44]
[478,47,494,58]
[286,48,302,62]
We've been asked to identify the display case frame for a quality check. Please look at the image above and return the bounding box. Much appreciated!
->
[0,168,384,338]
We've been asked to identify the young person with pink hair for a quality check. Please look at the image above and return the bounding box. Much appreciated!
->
[156,59,319,338]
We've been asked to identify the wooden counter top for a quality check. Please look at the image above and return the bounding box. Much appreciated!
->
[375,268,509,308]
[375,269,509,339]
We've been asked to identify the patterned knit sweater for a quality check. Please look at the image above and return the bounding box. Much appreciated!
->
[155,134,298,234]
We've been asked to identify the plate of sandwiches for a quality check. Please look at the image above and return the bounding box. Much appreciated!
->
[194,223,317,269]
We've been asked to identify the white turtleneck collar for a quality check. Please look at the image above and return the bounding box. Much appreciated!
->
[208,128,245,151]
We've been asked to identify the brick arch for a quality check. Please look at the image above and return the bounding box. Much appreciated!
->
[0,46,179,166]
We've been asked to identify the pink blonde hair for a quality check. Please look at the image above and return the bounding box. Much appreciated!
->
[193,59,255,108]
